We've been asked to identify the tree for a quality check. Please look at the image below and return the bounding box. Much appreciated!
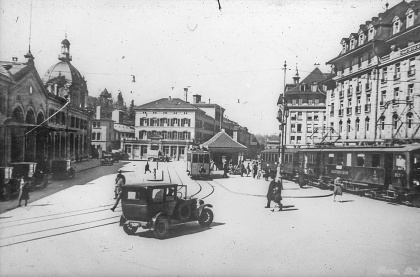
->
[128,100,135,121]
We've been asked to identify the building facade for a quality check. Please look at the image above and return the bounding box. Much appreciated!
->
[326,0,420,145]
[279,67,330,147]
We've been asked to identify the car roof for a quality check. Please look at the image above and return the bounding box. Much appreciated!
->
[123,182,178,189]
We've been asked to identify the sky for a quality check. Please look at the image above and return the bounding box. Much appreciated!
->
[0,0,402,135]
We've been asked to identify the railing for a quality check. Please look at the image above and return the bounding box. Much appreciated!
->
[347,89,352,97]
[339,91,344,98]
[394,73,401,80]
[381,77,387,83]
[365,104,371,112]
[346,107,352,116]
[356,106,361,114]
[408,69,416,76]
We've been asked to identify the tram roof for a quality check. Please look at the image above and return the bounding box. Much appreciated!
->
[300,144,420,153]
[123,183,179,189]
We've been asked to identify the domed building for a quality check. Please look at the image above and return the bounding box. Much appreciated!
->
[42,37,91,161]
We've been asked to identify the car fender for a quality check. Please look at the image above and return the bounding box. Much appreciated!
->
[150,212,170,231]
[197,204,213,216]
[119,215,126,226]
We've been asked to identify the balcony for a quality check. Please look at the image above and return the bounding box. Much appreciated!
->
[365,104,371,112]
[356,86,361,94]
[347,89,352,97]
[394,73,401,80]
[339,91,344,98]
[339,109,343,116]
[381,77,387,83]
[356,106,361,114]
[346,107,352,116]
[365,83,372,91]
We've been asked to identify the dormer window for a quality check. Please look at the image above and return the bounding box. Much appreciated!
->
[392,17,400,34]
[350,39,356,50]
[368,26,375,41]
[359,34,364,45]
[406,9,414,28]
[342,43,347,54]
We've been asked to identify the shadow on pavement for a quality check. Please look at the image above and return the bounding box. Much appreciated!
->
[339,200,355,203]
[136,222,225,239]
[28,204,54,207]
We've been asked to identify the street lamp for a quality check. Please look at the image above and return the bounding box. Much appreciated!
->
[276,61,288,181]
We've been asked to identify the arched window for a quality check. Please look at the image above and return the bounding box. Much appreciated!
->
[339,120,343,133]
[406,9,415,28]
[356,118,360,132]
[380,116,385,130]
[365,117,370,132]
[162,131,167,139]
[393,113,399,129]
[347,119,351,133]
[392,17,400,34]
[368,26,375,41]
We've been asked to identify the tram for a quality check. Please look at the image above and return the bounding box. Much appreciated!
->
[186,149,211,179]
[261,144,420,205]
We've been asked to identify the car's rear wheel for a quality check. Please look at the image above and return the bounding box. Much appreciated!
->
[198,208,213,227]
[123,224,138,235]
[154,217,170,239]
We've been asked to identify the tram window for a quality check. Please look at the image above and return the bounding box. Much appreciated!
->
[346,153,352,166]
[356,154,365,167]
[371,154,380,167]
[337,153,344,165]
[396,154,406,170]
[192,154,198,163]
[413,154,420,170]
[328,154,335,165]
[204,154,210,163]
[199,154,204,163]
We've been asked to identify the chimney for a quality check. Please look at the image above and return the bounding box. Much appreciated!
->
[96,106,101,120]
[168,96,172,100]
[193,94,202,104]
[209,99,211,103]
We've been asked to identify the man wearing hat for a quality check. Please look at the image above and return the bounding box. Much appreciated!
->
[114,170,126,199]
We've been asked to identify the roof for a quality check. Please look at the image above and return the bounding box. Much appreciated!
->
[114,124,134,133]
[0,61,28,78]
[284,67,329,96]
[201,131,247,150]
[42,61,84,85]
[135,98,201,111]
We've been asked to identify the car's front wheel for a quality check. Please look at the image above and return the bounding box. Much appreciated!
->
[198,208,213,227]
[154,217,170,239]
[123,224,138,235]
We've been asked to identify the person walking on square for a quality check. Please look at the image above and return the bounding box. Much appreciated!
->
[333,176,343,202]
[257,162,262,179]
[272,177,283,211]
[222,160,229,178]
[246,162,251,177]
[114,170,126,199]
[265,175,277,208]
[145,161,151,174]
[240,161,245,177]
[111,177,124,212]
[253,162,258,178]
[17,176,29,207]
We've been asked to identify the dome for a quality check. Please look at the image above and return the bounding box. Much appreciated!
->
[42,61,84,85]
[61,38,70,46]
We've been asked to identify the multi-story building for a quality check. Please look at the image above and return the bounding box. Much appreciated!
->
[326,0,420,145]
[1,37,91,165]
[279,67,331,147]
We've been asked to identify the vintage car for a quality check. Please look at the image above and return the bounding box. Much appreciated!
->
[119,182,214,239]
[100,153,114,166]
[10,162,49,189]
[51,159,75,180]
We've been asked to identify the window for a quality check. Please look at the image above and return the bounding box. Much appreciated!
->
[298,98,303,105]
[315,99,319,105]
[328,154,335,165]
[406,10,414,28]
[347,120,351,132]
[297,124,302,133]
[393,114,399,129]
[307,113,313,121]
[396,154,406,170]
[92,132,96,140]
[392,18,400,34]
[337,153,344,165]
[291,136,295,144]
[97,133,101,140]
[371,154,380,168]
[152,188,164,202]
[394,63,401,79]
[297,112,302,120]
[342,42,347,53]
[394,87,399,98]
[382,67,387,82]
[314,114,319,121]
[308,99,313,105]
[408,58,415,76]
[356,119,360,132]
[359,33,364,45]
[291,123,296,133]
[307,124,312,133]
[346,153,352,166]
[368,26,375,41]
[367,52,372,64]
[292,99,297,105]
[297,136,302,144]
[381,90,386,103]
[407,113,413,128]
[356,154,365,167]
[381,116,385,130]
[365,118,370,132]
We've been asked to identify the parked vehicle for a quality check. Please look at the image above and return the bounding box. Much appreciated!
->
[51,159,75,180]
[100,152,114,166]
[0,167,14,200]
[119,182,214,239]
[10,162,48,189]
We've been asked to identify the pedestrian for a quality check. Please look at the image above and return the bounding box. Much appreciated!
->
[17,176,29,207]
[333,176,343,202]
[145,161,151,174]
[257,162,262,179]
[222,160,229,178]
[240,161,245,177]
[246,162,251,177]
[253,162,258,178]
[272,177,284,211]
[110,177,124,212]
[114,170,126,199]
[265,175,277,208]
